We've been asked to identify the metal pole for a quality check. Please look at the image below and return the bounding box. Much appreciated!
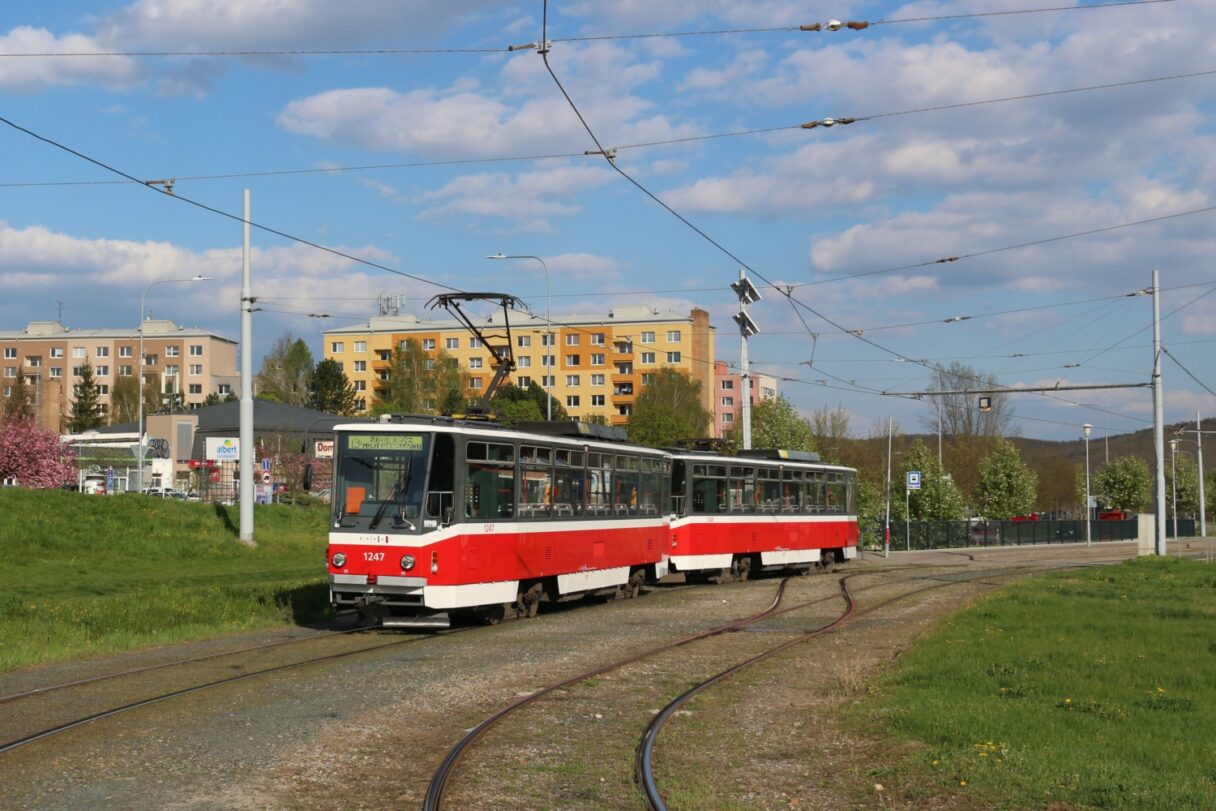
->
[1152,269,1167,556]
[1171,442,1177,545]
[239,189,255,546]
[885,416,892,558]
[905,486,910,552]
[739,271,752,451]
[1084,429,1091,547]
[937,401,942,465]
[1198,410,1207,541]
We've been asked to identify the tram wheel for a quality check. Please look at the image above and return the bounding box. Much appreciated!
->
[517,583,543,619]
[731,556,751,582]
[625,569,646,598]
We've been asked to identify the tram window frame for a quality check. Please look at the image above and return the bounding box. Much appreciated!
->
[637,456,662,516]
[780,469,802,513]
[728,465,756,512]
[757,465,782,512]
[670,459,688,516]
[803,471,825,514]
[691,463,727,513]
[614,454,641,515]
[463,440,517,520]
[551,448,584,517]
[586,452,614,516]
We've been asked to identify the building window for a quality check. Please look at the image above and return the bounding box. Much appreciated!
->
[566,395,580,407]
[616,362,633,374]
[331,341,344,353]
[617,405,632,417]
[2,348,15,359]
[666,352,681,363]
[165,365,179,376]
[640,352,655,364]
[614,340,633,354]
[666,330,681,342]
[3,367,14,378]
[188,384,202,395]
[469,357,483,369]
[218,384,231,395]
[723,413,734,423]
[542,355,554,367]
[72,365,84,377]
[542,333,555,346]
[353,361,366,372]
[96,346,110,358]
[518,356,532,368]
[50,367,63,378]
[591,394,605,406]
[119,365,132,376]
[354,340,367,352]
[468,378,483,390]
[641,331,655,343]
[424,359,435,370]
[591,353,605,366]
[72,347,86,359]
[542,375,554,388]
[97,385,109,395]
[95,365,109,377]
[469,337,482,349]
[355,399,366,411]
[50,347,64,358]
[565,354,580,366]
[566,375,580,387]
[119,346,132,358]
[566,334,579,346]
[518,376,532,388]
[591,374,605,386]
[518,335,531,348]
[26,356,41,367]
[721,379,734,390]
[641,373,654,385]
[335,361,343,371]
[446,338,459,350]
[188,364,202,375]
[166,346,180,357]
[189,345,203,356]
[422,338,436,350]
[354,380,366,391]
[591,333,605,345]
[721,396,734,407]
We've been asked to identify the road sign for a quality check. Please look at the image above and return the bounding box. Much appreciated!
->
[906,470,922,490]
[262,458,271,472]
[261,471,272,485]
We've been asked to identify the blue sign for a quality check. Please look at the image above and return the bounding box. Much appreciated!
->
[262,458,271,471]
[906,470,922,490]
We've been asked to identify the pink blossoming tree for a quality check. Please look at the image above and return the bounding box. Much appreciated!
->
[0,418,78,488]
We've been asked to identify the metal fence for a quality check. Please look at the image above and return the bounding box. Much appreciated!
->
[880,519,1143,551]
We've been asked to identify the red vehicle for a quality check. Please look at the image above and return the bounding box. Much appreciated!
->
[326,417,858,628]
[1098,509,1130,520]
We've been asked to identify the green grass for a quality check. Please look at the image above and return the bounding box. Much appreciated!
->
[0,488,330,673]
[859,557,1216,809]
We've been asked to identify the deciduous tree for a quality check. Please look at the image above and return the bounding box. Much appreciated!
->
[726,395,815,453]
[1091,455,1152,513]
[255,334,315,406]
[893,439,966,521]
[372,339,469,416]
[110,375,140,425]
[628,368,712,448]
[977,438,1038,519]
[0,418,77,487]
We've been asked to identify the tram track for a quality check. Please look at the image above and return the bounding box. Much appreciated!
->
[420,562,1031,811]
[634,565,1047,810]
[0,623,470,755]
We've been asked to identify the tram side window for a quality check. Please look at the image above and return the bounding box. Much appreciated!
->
[845,471,857,514]
[587,452,613,516]
[802,472,824,514]
[520,445,553,519]
[758,466,782,511]
[826,473,846,514]
[614,454,640,515]
[552,449,584,517]
[638,457,662,515]
[728,466,756,512]
[464,441,516,520]
[780,470,799,512]
[426,433,456,522]
[692,464,727,513]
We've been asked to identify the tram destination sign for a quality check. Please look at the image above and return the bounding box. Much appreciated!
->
[348,434,424,451]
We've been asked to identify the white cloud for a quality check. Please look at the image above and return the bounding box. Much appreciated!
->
[0,26,141,91]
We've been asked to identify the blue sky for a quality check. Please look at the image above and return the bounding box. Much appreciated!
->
[2,0,1214,441]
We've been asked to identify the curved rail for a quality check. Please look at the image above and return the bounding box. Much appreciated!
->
[422,577,796,811]
[634,563,1079,809]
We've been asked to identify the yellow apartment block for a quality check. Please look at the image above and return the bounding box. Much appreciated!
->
[323,306,714,426]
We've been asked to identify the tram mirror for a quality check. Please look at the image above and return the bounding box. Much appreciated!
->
[443,506,454,526]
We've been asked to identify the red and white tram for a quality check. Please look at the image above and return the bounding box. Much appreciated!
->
[326,416,857,628]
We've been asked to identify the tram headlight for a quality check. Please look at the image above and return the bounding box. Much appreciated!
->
[400,554,416,571]
[332,552,347,568]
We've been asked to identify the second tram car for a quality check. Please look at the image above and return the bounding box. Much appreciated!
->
[326,416,857,628]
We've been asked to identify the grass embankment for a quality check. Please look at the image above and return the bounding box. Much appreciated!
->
[861,557,1216,809]
[0,489,329,674]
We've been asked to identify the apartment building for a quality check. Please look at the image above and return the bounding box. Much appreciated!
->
[1,320,238,431]
[324,306,715,426]
[712,360,779,438]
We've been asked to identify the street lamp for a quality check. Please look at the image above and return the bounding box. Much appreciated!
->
[487,253,551,419]
[1083,423,1092,547]
[1169,437,1179,543]
[137,275,211,493]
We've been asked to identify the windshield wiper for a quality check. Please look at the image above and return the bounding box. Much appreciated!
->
[369,457,414,530]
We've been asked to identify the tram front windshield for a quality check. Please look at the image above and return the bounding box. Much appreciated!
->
[333,432,431,529]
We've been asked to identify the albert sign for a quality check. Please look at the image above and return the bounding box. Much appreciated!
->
[206,437,240,461]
